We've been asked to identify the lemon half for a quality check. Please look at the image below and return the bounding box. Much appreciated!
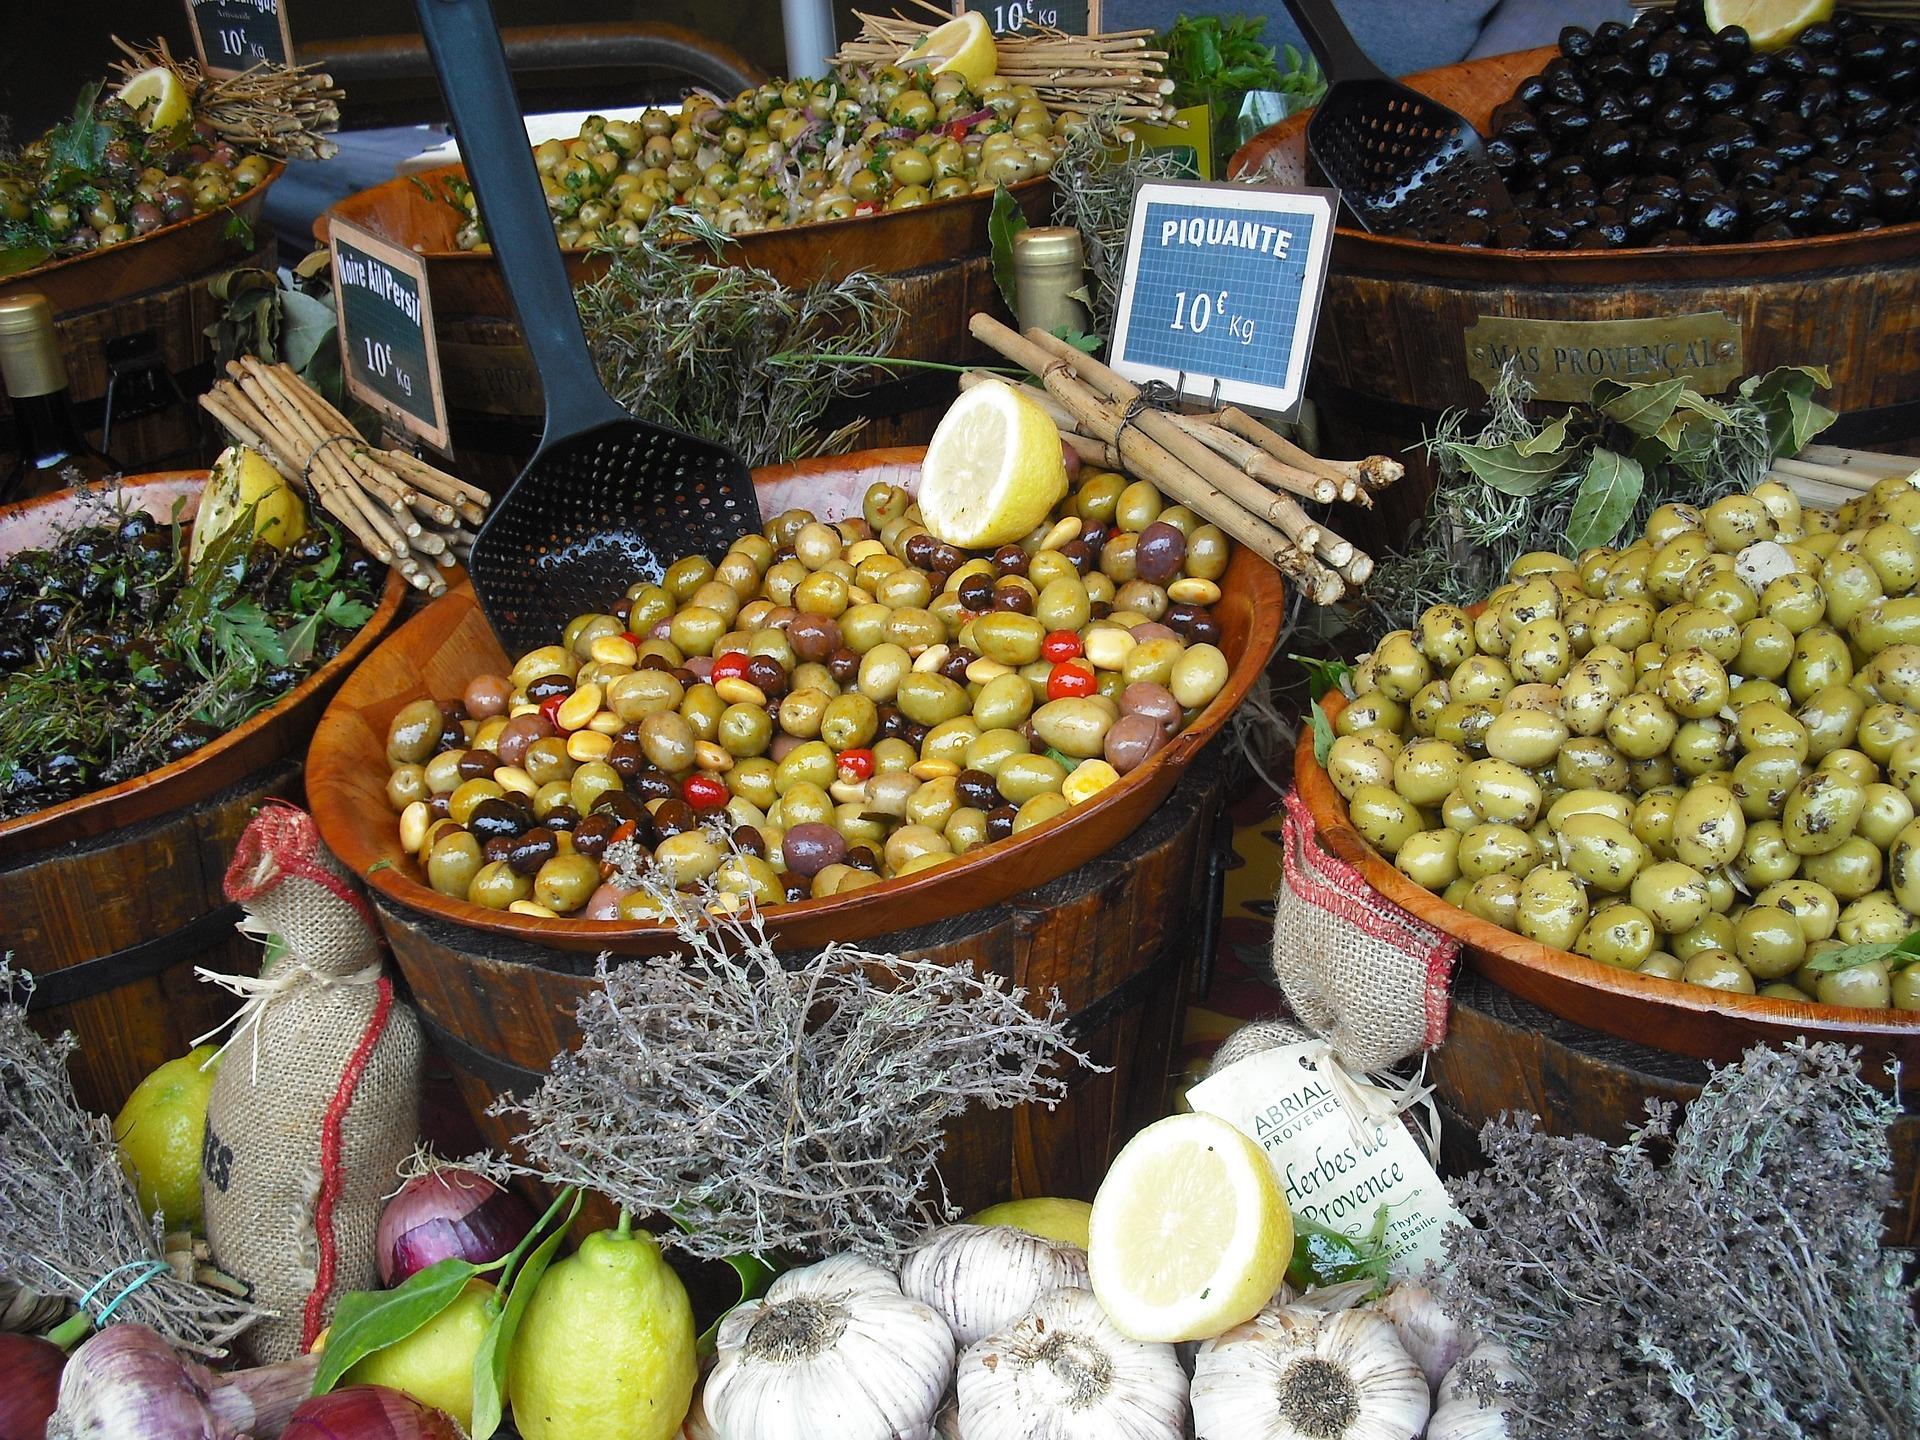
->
[116,66,192,132]
[918,378,1068,550]
[190,444,308,567]
[1702,0,1835,51]
[903,11,997,88]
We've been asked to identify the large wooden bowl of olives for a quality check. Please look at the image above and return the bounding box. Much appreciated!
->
[306,448,1286,954]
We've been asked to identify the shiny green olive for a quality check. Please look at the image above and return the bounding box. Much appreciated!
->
[1629,860,1712,934]
[1672,785,1746,870]
[1591,599,1656,651]
[1753,879,1840,942]
[997,753,1068,804]
[1450,655,1514,705]
[1632,786,1685,858]
[1334,690,1405,736]
[1789,628,1854,701]
[1665,607,1741,665]
[1816,960,1891,1008]
[1577,902,1658,968]
[1517,866,1589,950]
[1851,595,1920,657]
[1671,912,1737,960]
[1555,737,1630,794]
[1781,769,1865,855]
[1735,701,1808,761]
[966,727,1031,776]
[1864,644,1920,709]
[1605,693,1679,760]
[1509,616,1572,685]
[469,860,533,910]
[1639,953,1685,981]
[1407,680,1452,738]
[1672,719,1734,778]
[1548,789,1633,830]
[1396,828,1461,891]
[1416,604,1476,669]
[895,673,970,727]
[1031,698,1112,759]
[1349,783,1424,857]
[1562,659,1629,737]
[1464,873,1523,930]
[821,693,880,750]
[1370,631,1431,702]
[1461,758,1543,827]
[1703,492,1777,553]
[1735,615,1794,679]
[1731,745,1804,820]
[1858,703,1920,765]
[387,699,447,765]
[1559,813,1647,893]
[1735,820,1800,889]
[1797,684,1865,759]
[1458,823,1538,880]
[1692,571,1758,624]
[533,854,602,914]
[1858,783,1915,848]
[1799,835,1883,899]
[427,830,485,898]
[1392,739,1467,808]
[1432,701,1497,754]
[1658,647,1729,719]
[1647,534,1712,605]
[1681,948,1756,993]
[1484,708,1567,768]
[1732,905,1807,979]
[1896,966,1920,1011]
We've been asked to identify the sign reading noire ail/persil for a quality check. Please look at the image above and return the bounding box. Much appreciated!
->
[328,219,450,453]
[1109,181,1337,419]
[183,0,293,77]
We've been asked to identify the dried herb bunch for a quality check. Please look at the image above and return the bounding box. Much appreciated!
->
[1050,113,1194,340]
[1433,1040,1920,1440]
[112,36,342,162]
[497,862,1091,1262]
[575,211,901,468]
[0,963,264,1357]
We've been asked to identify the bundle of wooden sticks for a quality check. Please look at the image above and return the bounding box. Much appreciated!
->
[834,5,1176,121]
[1766,443,1920,513]
[968,314,1395,604]
[199,358,489,595]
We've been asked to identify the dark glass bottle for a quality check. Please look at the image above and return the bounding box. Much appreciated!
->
[0,292,117,503]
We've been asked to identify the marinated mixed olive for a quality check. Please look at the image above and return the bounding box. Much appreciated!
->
[1328,475,1920,1011]
[383,473,1235,920]
[1400,1,1919,247]
[447,65,1080,249]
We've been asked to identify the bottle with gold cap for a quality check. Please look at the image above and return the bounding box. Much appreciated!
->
[1,292,117,503]
[1011,226,1093,341]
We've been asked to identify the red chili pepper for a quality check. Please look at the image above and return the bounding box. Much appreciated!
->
[1047,660,1097,701]
[837,747,876,782]
[619,631,642,646]
[1041,630,1083,663]
[854,200,880,216]
[539,693,568,728]
[684,773,730,811]
[710,651,750,681]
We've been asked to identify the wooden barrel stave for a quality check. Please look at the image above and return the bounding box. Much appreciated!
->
[380,751,1222,1215]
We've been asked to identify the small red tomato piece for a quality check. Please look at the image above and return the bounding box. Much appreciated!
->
[684,774,729,811]
[710,651,750,681]
[837,747,876,782]
[1041,630,1083,663]
[539,694,567,728]
[1047,661,1097,701]
[620,631,642,646]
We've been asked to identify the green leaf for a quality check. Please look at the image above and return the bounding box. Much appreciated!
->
[0,244,53,278]
[1309,699,1336,767]
[1595,377,1687,437]
[366,859,395,875]
[470,1189,583,1438]
[698,1251,776,1356]
[1513,413,1572,458]
[1567,448,1645,552]
[1049,324,1101,356]
[1673,390,1733,425]
[988,186,1028,316]
[1291,653,1353,703]
[280,612,322,667]
[281,288,338,376]
[1443,439,1569,497]
[1804,929,1920,974]
[313,1257,481,1395]
[1785,390,1838,453]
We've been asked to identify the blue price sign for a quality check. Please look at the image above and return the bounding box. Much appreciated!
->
[1109,182,1337,419]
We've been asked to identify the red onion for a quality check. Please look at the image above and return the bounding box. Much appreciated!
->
[281,1387,461,1440]
[47,1324,317,1440]
[376,1167,537,1287]
[0,1333,63,1440]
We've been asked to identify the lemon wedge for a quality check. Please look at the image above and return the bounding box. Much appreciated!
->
[1088,1112,1293,1343]
[191,444,308,567]
[116,65,192,133]
[903,11,998,88]
[918,378,1068,550]
[1702,0,1835,51]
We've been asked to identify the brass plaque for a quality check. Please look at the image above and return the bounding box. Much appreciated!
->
[1463,312,1743,403]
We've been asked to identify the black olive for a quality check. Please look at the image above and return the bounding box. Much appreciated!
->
[1601,177,1634,206]
[1627,81,1660,115]
[1751,76,1796,109]
[1595,19,1626,52]
[1624,193,1676,238]
[1813,196,1858,231]
[1485,134,1523,169]
[1523,135,1557,171]
[1530,215,1575,248]
[1546,153,1590,187]
[117,513,154,543]
[1699,73,1741,107]
[0,636,29,671]
[1800,21,1841,53]
[1735,150,1784,185]
[29,597,66,634]
[1739,188,1788,227]
[1539,103,1592,142]
[1671,0,1705,24]
[1548,69,1588,107]
[1594,56,1639,91]
[1516,76,1549,107]
[1796,76,1838,121]
[1643,137,1686,171]
[1490,219,1534,248]
[1441,217,1490,246]
[1804,156,1844,188]
[1658,100,1699,137]
[467,797,526,843]
[1593,89,1634,122]
[1694,196,1743,240]
[1832,169,1876,207]
[1778,46,1817,78]
[1676,41,1720,81]
[1560,25,1594,61]
[1593,214,1630,247]
[1774,129,1816,163]
[1490,99,1536,134]
[1847,98,1896,133]
[1872,170,1914,220]
[1715,27,1753,68]
[1680,167,1722,203]
[1587,122,1637,176]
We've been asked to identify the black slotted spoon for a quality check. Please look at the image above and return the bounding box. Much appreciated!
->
[413,0,760,652]
[1280,0,1510,237]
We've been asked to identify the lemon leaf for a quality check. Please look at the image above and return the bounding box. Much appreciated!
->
[470,1188,582,1439]
[989,185,1028,315]
[314,1257,482,1396]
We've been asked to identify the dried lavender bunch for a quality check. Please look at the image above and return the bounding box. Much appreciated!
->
[0,963,265,1357]
[496,872,1092,1262]
[1432,1040,1920,1440]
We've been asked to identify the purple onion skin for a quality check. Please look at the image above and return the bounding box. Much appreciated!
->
[377,1168,537,1287]
[282,1387,461,1440]
[46,1325,318,1440]
[0,1333,63,1440]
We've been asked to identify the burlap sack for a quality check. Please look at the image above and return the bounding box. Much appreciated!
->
[198,803,422,1362]
[1269,787,1459,1073]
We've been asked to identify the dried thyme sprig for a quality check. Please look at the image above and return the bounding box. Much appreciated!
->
[1432,1040,1920,1440]
[495,861,1093,1262]
[1051,111,1194,340]
[0,963,265,1357]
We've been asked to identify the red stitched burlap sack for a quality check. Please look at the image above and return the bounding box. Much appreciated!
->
[198,803,421,1361]
[1269,787,1460,1072]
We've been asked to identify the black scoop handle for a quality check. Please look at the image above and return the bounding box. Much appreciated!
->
[412,0,628,444]
[1280,0,1388,86]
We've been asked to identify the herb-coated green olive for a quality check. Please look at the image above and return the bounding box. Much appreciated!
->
[1782,769,1864,855]
[469,860,532,910]
[1815,960,1891,1008]
[1433,701,1497,754]
[1465,873,1523,929]
[1462,758,1542,827]
[1458,822,1537,880]
[1800,836,1883,899]
[1753,879,1840,942]
[1516,866,1588,950]
[1484,708,1567,768]
[1864,644,1920,709]
[1548,790,1632,830]
[1761,570,1825,635]
[1629,860,1712,934]
[1416,605,1475,669]
[1671,913,1736,960]
[1731,745,1804,820]
[1509,616,1572,685]
[1577,901,1657,968]
[1632,786,1684,857]
[1397,828,1461,890]
[1733,905,1806,979]
[1605,692,1679,760]
[1797,684,1865,759]
[1370,631,1431,702]
[1658,647,1729,720]
[1558,813,1646,893]
[1734,615,1794,680]
[1671,785,1745,870]
[1734,701,1808,761]
[1440,789,1479,833]
[1562,659,1627,737]
[1704,492,1776,553]
[1693,572,1759,624]
[1647,535,1711,606]
[1896,967,1920,1011]
[1327,734,1397,800]
[1639,953,1685,981]
[1851,595,1920,657]
[1556,737,1630,794]
[1735,819,1800,889]
[1680,949,1755,993]
[1788,629,1853,701]
[1450,656,1514,705]
[1031,698,1112,759]
[1408,680,1452,737]
[1349,783,1424,858]
[1666,607,1742,666]
[1590,599,1654,651]
[997,753,1068,804]
[1858,783,1915,848]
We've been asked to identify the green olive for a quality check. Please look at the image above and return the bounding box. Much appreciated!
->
[1485,708,1568,768]
[1703,492,1777,552]
[1509,616,1572,685]
[533,854,602,913]
[1815,959,1891,1008]
[1789,628,1854,701]
[1450,656,1514,704]
[1632,786,1685,857]
[1605,692,1679,760]
[1562,659,1628,737]
[1391,739,1467,808]
[1407,680,1453,738]
[1416,604,1476,669]
[1517,867,1589,950]
[1658,647,1730,719]
[387,699,447,765]
[1349,784,1424,857]
[1555,737,1630,794]
[1559,813,1647,893]
[469,860,533,910]
[973,613,1048,668]
[1680,949,1756,993]
[1433,701,1497,754]
[1733,905,1807,979]
[1461,758,1543,827]
[1639,953,1686,981]
[1735,819,1800,889]
[1629,860,1712,934]
[1370,631,1432,701]
[1458,823,1538,880]
[966,727,1031,776]
[1577,902,1658,968]
[997,753,1068,804]
[1464,873,1523,929]
[1798,835,1882,899]
[1781,769,1865,855]
[1672,785,1746,870]
[896,673,970,727]
[1032,698,1113,759]
[1730,745,1804,820]
[1753,878,1840,942]
[1672,913,1736,959]
[1440,789,1479,833]
[1797,684,1865,759]
[1858,782,1915,848]
[427,830,484,898]
[1396,828,1461,891]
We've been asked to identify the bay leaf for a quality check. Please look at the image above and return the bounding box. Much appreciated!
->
[1567,448,1645,552]
[1513,412,1572,458]
[1445,439,1568,497]
[1596,376,1686,437]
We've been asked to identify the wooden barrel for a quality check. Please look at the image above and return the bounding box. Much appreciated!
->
[315,171,1051,490]
[0,472,403,1114]
[0,168,283,476]
[1434,971,1920,1246]
[1231,48,1920,555]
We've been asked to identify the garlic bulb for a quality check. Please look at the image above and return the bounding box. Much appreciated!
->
[1377,1282,1470,1392]
[1426,1342,1522,1440]
[902,1224,1091,1346]
[1191,1304,1429,1440]
[705,1254,956,1440]
[954,1286,1187,1440]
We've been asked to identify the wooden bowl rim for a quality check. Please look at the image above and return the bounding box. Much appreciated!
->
[0,161,286,293]
[0,469,406,856]
[1229,46,1920,281]
[313,446,1287,947]
[1296,688,1920,1044]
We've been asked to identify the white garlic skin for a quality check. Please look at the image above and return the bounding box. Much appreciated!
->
[1377,1282,1471,1393]
[955,1286,1188,1440]
[1191,1303,1430,1440]
[1426,1341,1522,1440]
[705,1254,956,1440]
[902,1224,1092,1346]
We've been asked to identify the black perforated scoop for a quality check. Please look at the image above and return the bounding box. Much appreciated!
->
[1281,0,1510,237]
[414,0,760,653]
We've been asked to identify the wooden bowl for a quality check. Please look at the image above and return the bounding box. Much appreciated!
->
[0,472,405,860]
[0,163,284,311]
[1295,690,1920,1074]
[307,447,1287,954]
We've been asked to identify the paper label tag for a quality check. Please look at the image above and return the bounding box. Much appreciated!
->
[1109,181,1336,419]
[328,219,451,454]
[184,0,293,77]
[1188,1043,1465,1275]
[959,0,1096,36]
